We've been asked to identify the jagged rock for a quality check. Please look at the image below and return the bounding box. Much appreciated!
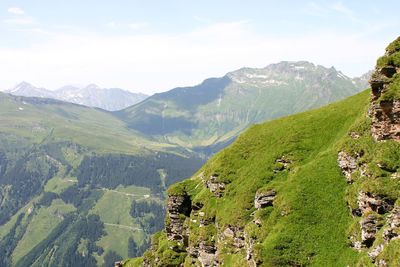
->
[383,207,400,242]
[206,175,226,197]
[245,234,256,267]
[368,244,384,261]
[221,226,245,249]
[166,194,191,243]
[337,151,358,183]
[361,214,379,247]
[274,156,292,172]
[377,259,388,267]
[369,46,400,142]
[254,190,276,209]
[197,242,218,267]
[357,191,394,215]
[223,227,235,238]
[371,100,400,141]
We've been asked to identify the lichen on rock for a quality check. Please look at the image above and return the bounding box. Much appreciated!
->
[370,37,400,142]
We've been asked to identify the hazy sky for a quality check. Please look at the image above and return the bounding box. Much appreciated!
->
[0,1,399,94]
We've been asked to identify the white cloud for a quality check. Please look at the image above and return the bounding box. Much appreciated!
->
[4,17,35,25]
[128,22,147,30]
[7,7,25,15]
[0,21,388,93]
[106,21,117,28]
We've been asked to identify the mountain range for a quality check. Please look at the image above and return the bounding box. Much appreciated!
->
[5,82,148,111]
[116,61,370,152]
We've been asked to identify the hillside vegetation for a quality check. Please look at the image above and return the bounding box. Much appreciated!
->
[0,93,204,266]
[126,38,400,266]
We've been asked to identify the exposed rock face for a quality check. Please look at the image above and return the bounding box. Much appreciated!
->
[254,190,276,209]
[197,242,218,267]
[205,175,226,197]
[357,191,394,215]
[221,226,245,249]
[337,151,358,183]
[274,156,292,172]
[368,244,384,261]
[166,194,192,243]
[369,45,400,142]
[371,99,400,141]
[360,214,379,247]
[337,151,369,183]
[383,207,400,242]
[198,172,227,197]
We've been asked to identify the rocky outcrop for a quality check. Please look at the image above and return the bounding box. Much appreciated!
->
[356,191,394,215]
[221,226,245,249]
[368,244,384,262]
[365,207,400,263]
[360,214,379,247]
[199,173,227,198]
[187,241,218,267]
[337,151,358,183]
[383,207,400,242]
[370,98,400,141]
[351,192,393,250]
[274,156,292,172]
[166,194,192,244]
[369,40,400,142]
[254,190,276,209]
[206,175,226,197]
[337,151,368,183]
[197,242,218,267]
[245,233,258,267]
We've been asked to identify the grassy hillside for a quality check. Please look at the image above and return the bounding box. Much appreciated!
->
[132,86,399,266]
[0,93,172,153]
[0,93,205,267]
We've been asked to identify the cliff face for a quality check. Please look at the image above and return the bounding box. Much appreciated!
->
[370,37,400,141]
[133,38,400,267]
[336,37,400,266]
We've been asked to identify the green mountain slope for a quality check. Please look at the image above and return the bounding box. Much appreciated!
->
[0,93,205,266]
[127,39,400,266]
[116,61,368,151]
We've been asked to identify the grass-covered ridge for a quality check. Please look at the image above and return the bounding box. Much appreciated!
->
[128,88,399,266]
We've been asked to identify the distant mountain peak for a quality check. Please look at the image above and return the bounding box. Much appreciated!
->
[10,81,35,92]
[85,83,101,90]
[6,82,148,111]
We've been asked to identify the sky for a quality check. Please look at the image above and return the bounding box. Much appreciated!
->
[0,1,399,94]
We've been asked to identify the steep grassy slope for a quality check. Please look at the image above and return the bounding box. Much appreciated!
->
[116,61,368,151]
[0,93,204,266]
[137,90,371,266]
[129,89,398,266]
[123,38,400,267]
